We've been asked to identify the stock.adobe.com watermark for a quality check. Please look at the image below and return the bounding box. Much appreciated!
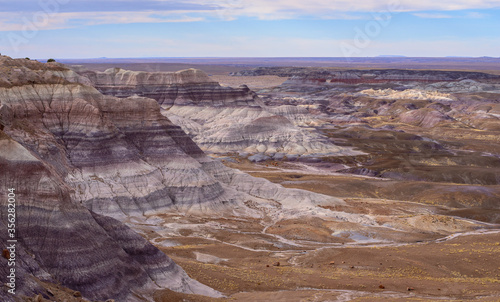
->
[341,1,401,58]
[5,188,17,295]
[3,0,69,54]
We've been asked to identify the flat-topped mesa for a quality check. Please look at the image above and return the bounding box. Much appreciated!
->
[231,67,500,84]
[80,67,259,107]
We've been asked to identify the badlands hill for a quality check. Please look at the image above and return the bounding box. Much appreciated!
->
[0,56,347,301]
[78,67,361,160]
[232,67,500,84]
[0,56,221,301]
[239,65,500,214]
[2,57,500,301]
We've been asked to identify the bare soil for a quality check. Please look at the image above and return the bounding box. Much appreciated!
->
[151,216,500,302]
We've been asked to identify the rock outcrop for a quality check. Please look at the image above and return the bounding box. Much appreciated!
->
[79,67,360,159]
[81,67,256,108]
[355,88,455,102]
[231,67,500,84]
[399,108,453,128]
[0,132,219,301]
[0,81,229,217]
[1,56,347,301]
[424,79,500,93]
[0,56,228,301]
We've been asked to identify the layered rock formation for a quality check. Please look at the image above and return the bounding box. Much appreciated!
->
[0,131,219,301]
[1,56,350,301]
[355,88,455,102]
[79,67,360,159]
[231,67,500,84]
[2,57,498,301]
[424,79,500,93]
[0,56,226,301]
[80,67,256,108]
[399,108,453,128]
[0,80,229,217]
[228,63,500,189]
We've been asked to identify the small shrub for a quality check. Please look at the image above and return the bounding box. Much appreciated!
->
[47,58,56,63]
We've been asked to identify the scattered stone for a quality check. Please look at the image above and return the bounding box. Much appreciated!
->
[350,266,355,269]
[273,262,280,267]
[407,287,415,291]
[329,261,335,265]
[46,289,54,296]
[2,249,10,259]
[33,294,43,302]
[73,291,82,297]
[379,285,385,289]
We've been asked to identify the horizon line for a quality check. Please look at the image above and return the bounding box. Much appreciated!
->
[34,56,500,61]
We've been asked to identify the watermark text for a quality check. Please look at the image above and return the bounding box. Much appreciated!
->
[5,188,17,295]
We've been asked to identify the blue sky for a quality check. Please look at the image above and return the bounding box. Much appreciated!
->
[0,0,499,58]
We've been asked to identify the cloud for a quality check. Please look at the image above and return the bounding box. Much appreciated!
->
[413,11,490,19]
[0,0,212,31]
[0,0,497,31]
[413,13,453,18]
[465,12,489,18]
[0,0,218,13]
[203,0,500,19]
[0,11,205,31]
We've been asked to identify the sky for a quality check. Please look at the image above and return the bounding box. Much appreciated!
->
[0,0,499,59]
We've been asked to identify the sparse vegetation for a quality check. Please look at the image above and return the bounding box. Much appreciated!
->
[47,58,56,63]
